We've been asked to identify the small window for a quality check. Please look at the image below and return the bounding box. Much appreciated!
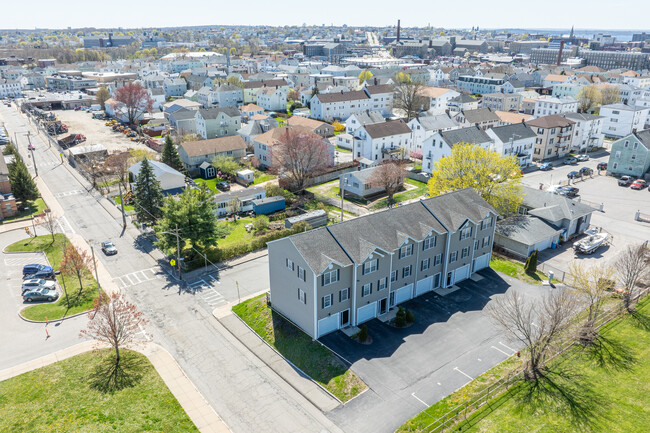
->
[474,240,479,250]
[390,270,398,282]
[403,265,412,278]
[339,288,349,302]
[423,236,436,250]
[434,254,442,266]
[378,277,387,291]
[449,251,458,263]
[363,259,378,275]
[483,236,491,247]
[286,258,295,271]
[298,288,306,304]
[322,269,339,286]
[297,266,306,282]
[631,154,637,160]
[481,217,492,230]
[461,247,469,259]
[421,258,430,271]
[322,294,332,309]
[399,244,414,259]
[615,151,621,158]
[362,283,372,297]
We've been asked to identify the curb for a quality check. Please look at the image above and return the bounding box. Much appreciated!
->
[17,308,89,324]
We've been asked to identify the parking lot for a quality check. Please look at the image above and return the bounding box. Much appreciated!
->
[322,269,551,433]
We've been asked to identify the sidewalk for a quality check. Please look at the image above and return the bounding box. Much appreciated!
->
[0,340,231,433]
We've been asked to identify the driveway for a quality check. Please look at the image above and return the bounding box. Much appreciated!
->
[321,269,551,433]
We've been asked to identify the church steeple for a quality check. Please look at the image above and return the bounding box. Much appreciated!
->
[570,25,574,38]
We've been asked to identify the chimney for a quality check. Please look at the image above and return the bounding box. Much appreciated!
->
[429,39,433,48]
[397,19,401,43]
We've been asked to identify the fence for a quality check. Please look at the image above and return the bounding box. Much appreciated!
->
[417,286,650,433]
[537,262,567,282]
[572,197,604,212]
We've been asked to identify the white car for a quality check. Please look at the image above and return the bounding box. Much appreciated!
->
[21,278,56,293]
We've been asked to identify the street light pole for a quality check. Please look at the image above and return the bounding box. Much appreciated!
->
[175,224,182,281]
[26,132,38,177]
[90,244,102,301]
[118,182,127,229]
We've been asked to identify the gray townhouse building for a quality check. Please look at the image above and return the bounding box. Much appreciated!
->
[268,188,497,339]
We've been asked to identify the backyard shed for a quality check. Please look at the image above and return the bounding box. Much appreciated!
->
[199,161,216,179]
[252,196,285,215]
[285,210,327,229]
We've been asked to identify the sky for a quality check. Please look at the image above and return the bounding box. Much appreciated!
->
[1,0,649,31]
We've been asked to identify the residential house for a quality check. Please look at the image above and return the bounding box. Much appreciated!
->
[195,107,241,140]
[600,103,650,138]
[163,78,187,98]
[128,160,185,194]
[197,86,216,108]
[310,90,370,121]
[178,135,248,172]
[528,115,575,161]
[148,87,166,110]
[253,126,335,169]
[185,74,212,91]
[352,119,412,162]
[494,215,562,259]
[0,79,22,98]
[257,85,288,112]
[213,84,244,108]
[364,85,394,116]
[456,75,504,95]
[454,108,500,130]
[19,73,46,90]
[167,108,198,135]
[495,111,533,125]
[481,93,522,112]
[243,79,289,104]
[214,186,266,217]
[533,96,579,116]
[267,188,497,338]
[345,110,385,134]
[420,87,460,114]
[238,115,278,146]
[240,103,265,120]
[422,126,493,174]
[563,113,605,151]
[340,167,384,198]
[606,130,650,177]
[501,80,525,94]
[286,116,334,137]
[485,123,537,167]
[408,113,460,152]
[447,94,479,112]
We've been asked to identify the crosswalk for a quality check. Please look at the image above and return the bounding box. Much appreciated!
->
[188,274,227,307]
[56,216,76,234]
[114,267,162,289]
[55,189,85,198]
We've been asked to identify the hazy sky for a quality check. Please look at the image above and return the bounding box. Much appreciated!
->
[2,0,648,31]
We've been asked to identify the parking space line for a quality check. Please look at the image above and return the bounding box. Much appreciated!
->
[454,367,473,380]
[491,345,511,356]
[124,274,135,285]
[208,275,220,284]
[499,342,516,352]
[411,392,429,408]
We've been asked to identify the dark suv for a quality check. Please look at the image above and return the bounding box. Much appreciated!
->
[23,270,56,280]
[22,264,53,277]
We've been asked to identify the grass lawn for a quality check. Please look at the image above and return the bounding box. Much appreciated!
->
[253,173,276,185]
[372,179,428,210]
[215,217,255,248]
[335,146,352,153]
[233,295,367,402]
[0,349,198,433]
[6,234,100,321]
[0,198,47,224]
[490,256,555,285]
[193,177,225,193]
[112,195,134,212]
[399,297,650,433]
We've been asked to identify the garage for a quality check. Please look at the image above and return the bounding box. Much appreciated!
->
[454,264,470,284]
[394,284,413,305]
[533,238,552,253]
[415,276,433,296]
[318,313,340,338]
[357,303,377,325]
[472,253,490,272]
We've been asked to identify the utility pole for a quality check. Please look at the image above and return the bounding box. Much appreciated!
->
[340,174,345,222]
[175,224,182,281]
[31,215,36,236]
[90,244,102,301]
[118,182,127,228]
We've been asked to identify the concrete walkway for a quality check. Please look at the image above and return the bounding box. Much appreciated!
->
[0,340,231,433]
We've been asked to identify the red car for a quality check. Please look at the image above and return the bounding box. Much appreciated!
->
[631,179,647,190]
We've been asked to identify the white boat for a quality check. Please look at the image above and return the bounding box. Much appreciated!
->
[573,232,609,254]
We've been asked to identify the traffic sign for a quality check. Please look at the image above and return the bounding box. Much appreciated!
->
[170,259,176,266]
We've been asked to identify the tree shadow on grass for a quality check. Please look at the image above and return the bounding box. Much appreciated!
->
[88,351,146,394]
[580,333,637,371]
[513,365,608,432]
[630,309,650,332]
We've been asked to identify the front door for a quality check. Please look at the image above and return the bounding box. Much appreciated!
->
[340,309,350,327]
[379,298,388,315]
[446,271,453,287]
[389,291,395,307]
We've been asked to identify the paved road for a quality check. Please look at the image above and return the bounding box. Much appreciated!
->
[0,104,339,433]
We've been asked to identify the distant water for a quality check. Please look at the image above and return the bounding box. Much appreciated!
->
[497,28,649,42]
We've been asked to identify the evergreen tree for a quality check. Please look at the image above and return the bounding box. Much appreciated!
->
[2,141,17,155]
[529,250,539,274]
[161,136,185,173]
[133,158,164,225]
[9,157,38,202]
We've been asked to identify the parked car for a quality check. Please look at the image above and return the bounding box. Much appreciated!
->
[618,176,633,186]
[216,181,231,191]
[22,287,59,302]
[630,179,647,190]
[567,171,579,179]
[576,155,590,162]
[579,167,593,176]
[22,278,56,293]
[22,264,53,277]
[539,162,553,171]
[28,144,35,151]
[101,240,117,255]
[23,269,57,280]
[563,157,578,165]
[557,186,579,197]
[597,162,607,171]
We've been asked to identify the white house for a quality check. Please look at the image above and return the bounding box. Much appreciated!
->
[533,96,578,117]
[364,85,394,116]
[600,103,649,138]
[420,87,460,114]
[485,123,537,167]
[257,85,288,112]
[253,126,335,169]
[422,127,493,174]
[163,78,187,98]
[408,113,460,152]
[129,160,185,193]
[310,90,370,121]
[0,79,22,98]
[147,88,166,110]
[345,110,385,134]
[352,119,412,162]
[340,167,384,198]
[563,113,605,151]
[214,187,266,217]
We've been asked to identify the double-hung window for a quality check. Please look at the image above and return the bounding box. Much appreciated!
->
[483,236,491,247]
[286,258,295,271]
[322,269,339,286]
[403,265,412,278]
[399,244,414,259]
[297,288,306,304]
[363,259,378,275]
[362,283,372,297]
[449,251,458,263]
[461,247,469,258]
[434,254,442,266]
[421,258,430,271]
[390,270,398,282]
[377,277,387,291]
[481,217,492,230]
[297,266,305,282]
[322,294,332,309]
[423,237,436,250]
[460,226,472,240]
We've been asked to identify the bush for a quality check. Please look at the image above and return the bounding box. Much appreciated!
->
[406,310,415,324]
[524,250,538,274]
[395,307,406,327]
[253,215,269,231]
[268,212,287,222]
[358,325,368,342]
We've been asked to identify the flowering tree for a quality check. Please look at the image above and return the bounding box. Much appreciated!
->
[410,150,423,160]
[60,244,93,296]
[370,162,406,207]
[112,82,153,125]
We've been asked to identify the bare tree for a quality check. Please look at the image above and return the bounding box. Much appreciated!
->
[616,242,650,312]
[601,86,621,105]
[81,292,147,365]
[393,75,427,121]
[270,127,332,192]
[38,210,58,243]
[369,162,406,207]
[60,244,93,296]
[104,151,132,188]
[227,198,241,220]
[568,261,615,344]
[488,290,576,381]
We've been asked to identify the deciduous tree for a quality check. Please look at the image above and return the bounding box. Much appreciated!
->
[60,244,93,296]
[270,128,332,192]
[576,85,602,113]
[600,86,621,106]
[112,82,153,125]
[95,87,110,111]
[426,143,523,215]
[38,211,58,243]
[393,76,426,121]
[358,70,373,85]
[616,242,649,312]
[133,158,164,225]
[212,155,241,178]
[80,292,147,366]
[369,162,406,207]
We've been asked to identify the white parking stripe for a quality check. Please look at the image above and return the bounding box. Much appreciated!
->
[491,345,511,356]
[411,392,429,408]
[124,274,135,285]
[499,341,517,352]
[454,367,473,380]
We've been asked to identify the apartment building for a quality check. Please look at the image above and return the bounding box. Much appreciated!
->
[195,107,241,140]
[528,115,575,161]
[419,87,460,114]
[364,85,394,116]
[352,119,412,162]
[485,123,537,167]
[243,79,289,104]
[533,96,578,117]
[481,92,522,112]
[310,90,370,121]
[563,113,605,151]
[408,113,460,152]
[600,103,650,138]
[606,130,650,178]
[456,75,504,95]
[422,126,493,174]
[268,188,497,338]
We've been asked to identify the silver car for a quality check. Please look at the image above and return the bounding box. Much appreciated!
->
[22,278,56,293]
[23,287,59,302]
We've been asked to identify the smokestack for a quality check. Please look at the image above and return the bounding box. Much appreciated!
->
[556,40,565,66]
[397,20,401,43]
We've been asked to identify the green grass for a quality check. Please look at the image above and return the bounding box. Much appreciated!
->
[0,349,198,432]
[192,177,226,193]
[112,195,134,212]
[253,173,276,185]
[216,217,255,248]
[335,146,352,153]
[0,198,47,223]
[399,297,650,433]
[489,256,555,285]
[233,295,367,402]
[372,179,428,210]
[6,234,100,321]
